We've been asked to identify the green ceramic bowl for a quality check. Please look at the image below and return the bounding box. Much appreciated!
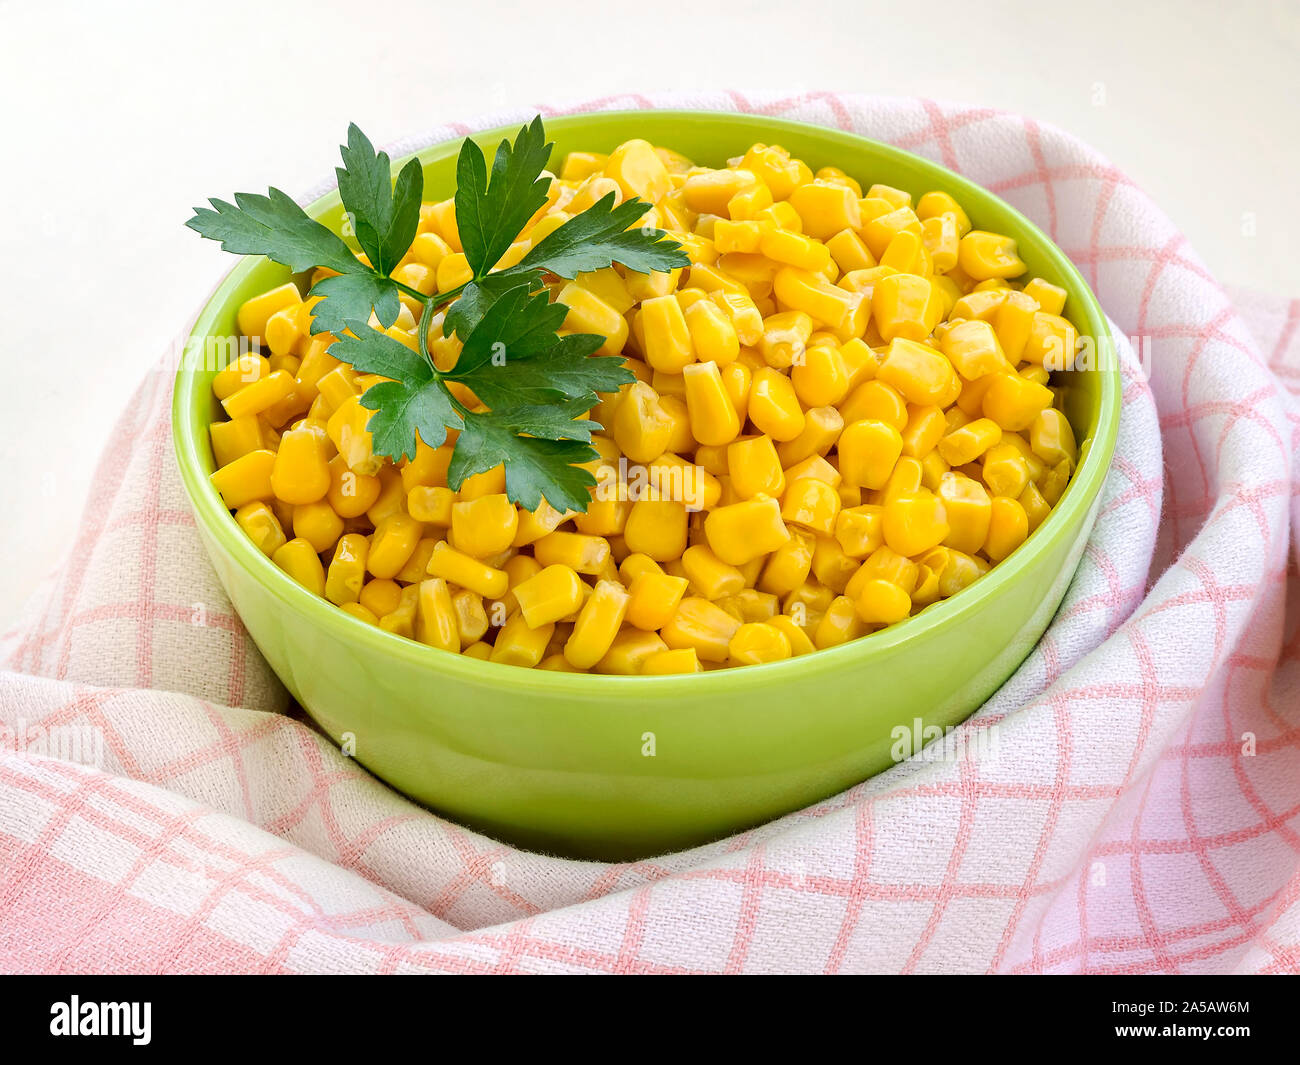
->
[174,110,1120,861]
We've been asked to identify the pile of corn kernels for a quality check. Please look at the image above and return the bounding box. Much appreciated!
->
[207,137,1079,674]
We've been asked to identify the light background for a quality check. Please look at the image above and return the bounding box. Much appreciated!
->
[1,0,1296,627]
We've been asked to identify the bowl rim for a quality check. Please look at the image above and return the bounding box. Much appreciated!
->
[173,108,1121,695]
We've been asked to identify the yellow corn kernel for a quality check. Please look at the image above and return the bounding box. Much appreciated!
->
[877,338,958,406]
[806,535,855,592]
[683,298,740,366]
[595,629,668,674]
[612,381,675,463]
[558,150,607,183]
[269,426,329,505]
[639,293,695,373]
[1030,409,1078,467]
[316,365,360,412]
[321,457,378,520]
[767,613,816,655]
[826,228,877,274]
[780,477,841,536]
[834,504,884,559]
[623,499,688,562]
[982,372,1054,431]
[556,282,628,356]
[291,501,343,554]
[512,564,585,629]
[682,168,759,214]
[813,595,868,649]
[981,442,1031,498]
[704,496,791,566]
[758,528,814,596]
[838,377,906,430]
[850,546,919,599]
[880,228,925,275]
[363,513,420,579]
[773,269,867,341]
[784,454,841,488]
[222,369,297,420]
[661,596,742,662]
[424,540,508,599]
[916,191,971,235]
[940,319,1011,381]
[937,417,1003,466]
[790,343,849,408]
[564,580,630,669]
[1023,312,1078,369]
[882,491,950,557]
[641,648,703,674]
[490,611,553,667]
[707,289,764,346]
[872,274,942,342]
[728,180,774,220]
[863,206,922,260]
[727,435,785,499]
[390,537,433,584]
[272,537,326,597]
[359,578,403,619]
[449,493,519,559]
[338,602,378,626]
[990,291,1037,364]
[325,395,382,476]
[741,144,811,201]
[605,138,672,202]
[377,584,419,638]
[533,531,610,575]
[756,311,812,369]
[213,353,270,401]
[787,181,861,240]
[901,405,946,460]
[234,501,286,556]
[755,227,828,273]
[237,282,302,341]
[211,449,276,509]
[210,415,265,469]
[935,472,993,555]
[836,419,901,490]
[682,360,741,446]
[984,496,1029,561]
[775,406,842,468]
[748,367,806,442]
[727,621,791,666]
[921,214,959,273]
[958,231,1026,281]
[574,496,631,536]
[681,544,745,600]
[445,588,487,648]
[625,268,683,303]
[713,218,766,254]
[323,533,368,606]
[407,484,455,527]
[535,652,575,672]
[1023,278,1067,316]
[1039,459,1071,507]
[854,577,912,625]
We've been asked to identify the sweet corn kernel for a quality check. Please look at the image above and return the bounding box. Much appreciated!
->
[854,578,911,625]
[624,499,688,562]
[641,648,703,674]
[211,449,276,509]
[984,496,1029,561]
[451,493,519,559]
[748,367,806,441]
[681,544,745,600]
[728,622,792,666]
[426,541,509,599]
[661,596,742,662]
[272,538,325,597]
[877,338,958,406]
[532,531,610,575]
[234,501,286,556]
[983,373,1054,432]
[565,580,631,669]
[882,491,950,557]
[682,361,741,446]
[490,611,553,667]
[705,496,791,565]
[958,231,1026,281]
[513,564,585,629]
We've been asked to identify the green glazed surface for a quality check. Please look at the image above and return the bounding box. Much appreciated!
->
[173,111,1120,860]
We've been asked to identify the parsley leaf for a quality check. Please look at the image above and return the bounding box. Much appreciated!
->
[456,332,633,410]
[442,272,547,341]
[308,272,402,334]
[455,117,553,277]
[509,192,688,279]
[448,402,600,513]
[332,322,463,458]
[185,188,362,276]
[448,282,568,376]
[336,123,424,275]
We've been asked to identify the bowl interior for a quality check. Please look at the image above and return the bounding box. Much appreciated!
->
[176,110,1120,691]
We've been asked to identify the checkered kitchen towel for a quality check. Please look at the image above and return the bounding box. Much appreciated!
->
[1,92,1297,974]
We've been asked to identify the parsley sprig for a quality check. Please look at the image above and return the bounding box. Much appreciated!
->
[187,117,688,512]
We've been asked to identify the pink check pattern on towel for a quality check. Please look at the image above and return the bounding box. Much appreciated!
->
[2,92,1298,975]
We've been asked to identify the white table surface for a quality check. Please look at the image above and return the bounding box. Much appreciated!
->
[1,0,1296,628]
